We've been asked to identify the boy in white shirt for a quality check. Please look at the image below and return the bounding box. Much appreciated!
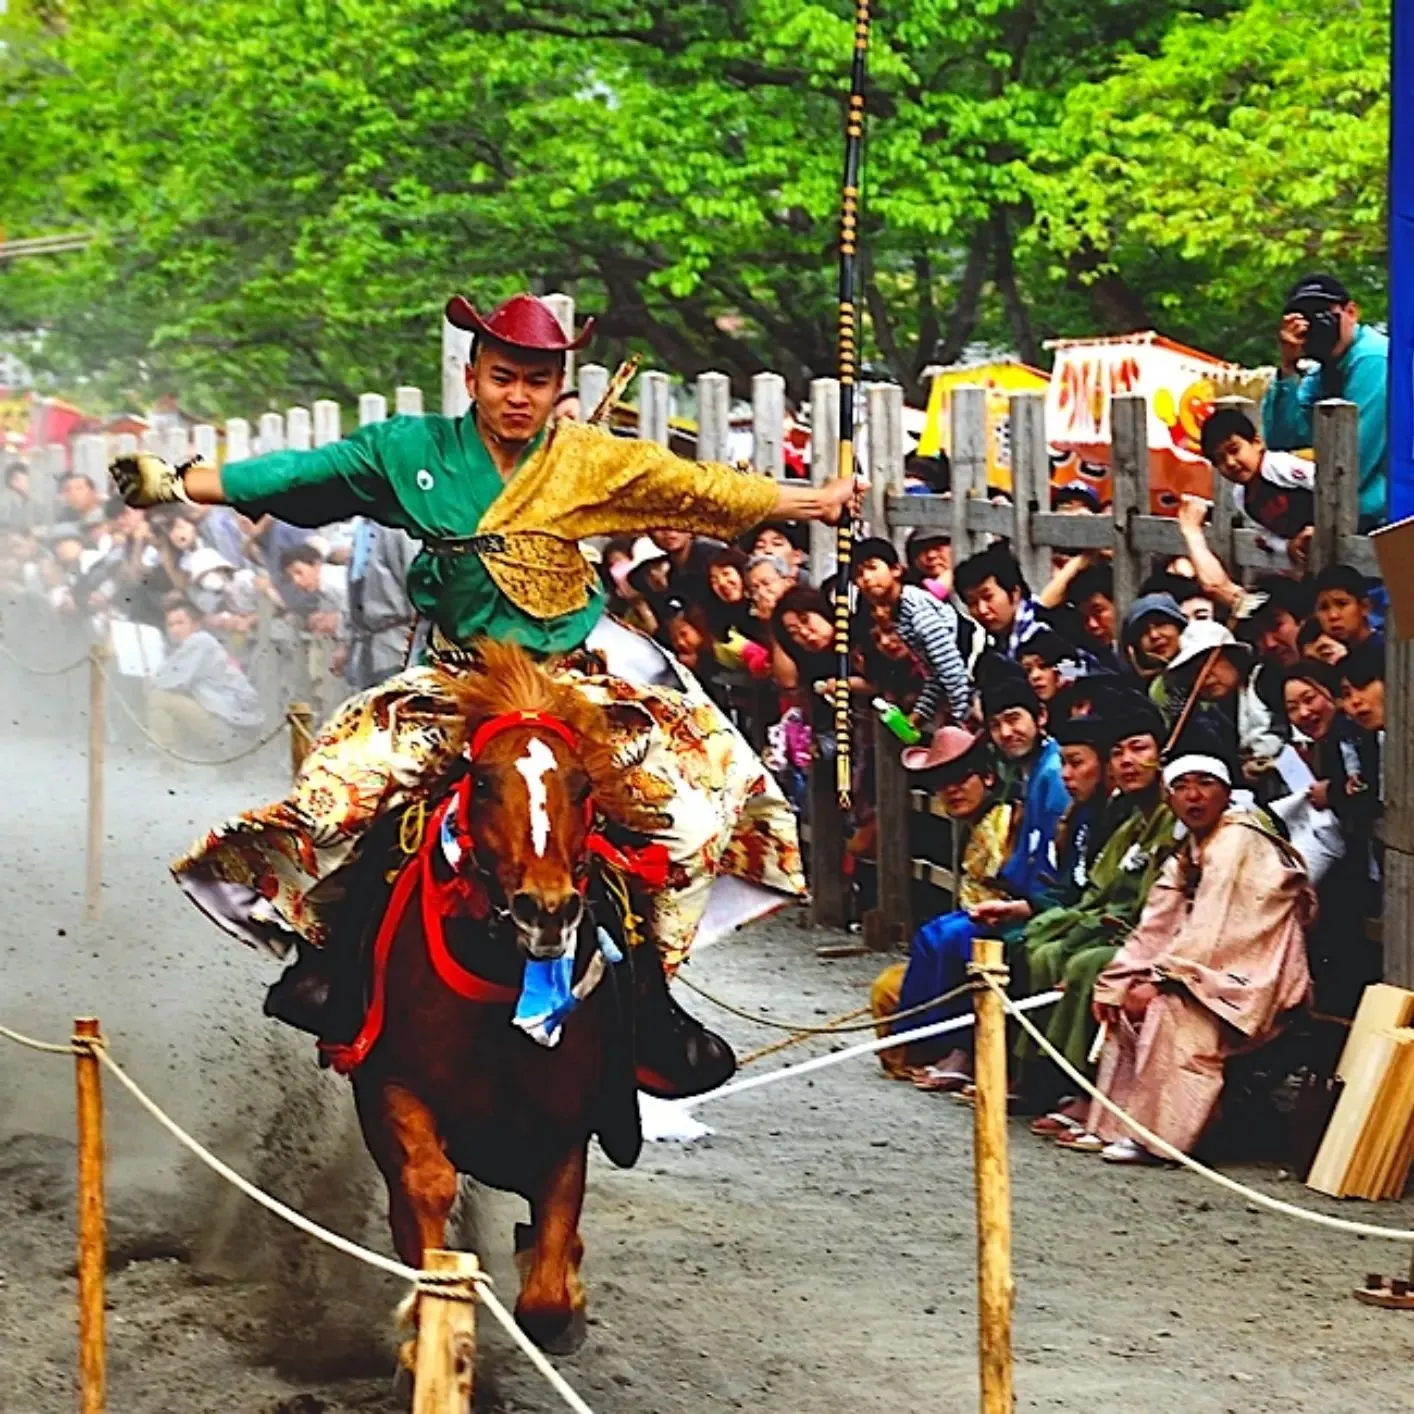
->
[1200,407,1315,566]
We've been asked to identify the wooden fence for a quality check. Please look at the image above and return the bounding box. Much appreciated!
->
[46,292,1409,986]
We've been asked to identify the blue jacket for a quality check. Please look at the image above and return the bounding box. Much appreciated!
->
[999,737,1070,909]
[1262,323,1389,528]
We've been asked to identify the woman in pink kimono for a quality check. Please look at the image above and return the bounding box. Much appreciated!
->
[1083,750,1314,1164]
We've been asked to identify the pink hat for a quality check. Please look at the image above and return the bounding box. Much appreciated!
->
[900,725,985,775]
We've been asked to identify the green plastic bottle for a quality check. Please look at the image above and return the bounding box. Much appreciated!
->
[873,696,922,745]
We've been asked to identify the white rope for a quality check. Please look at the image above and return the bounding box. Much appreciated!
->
[87,1045,596,1413]
[0,1020,81,1055]
[990,977,1414,1245]
[684,989,1063,1107]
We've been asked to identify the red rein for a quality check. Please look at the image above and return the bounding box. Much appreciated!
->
[320,709,668,1074]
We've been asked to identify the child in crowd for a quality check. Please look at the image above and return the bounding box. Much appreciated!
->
[851,537,970,728]
[1200,407,1316,565]
[1298,617,1348,666]
[1016,627,1078,705]
[1314,563,1379,649]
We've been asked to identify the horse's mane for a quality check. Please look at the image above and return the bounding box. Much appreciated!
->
[450,640,663,832]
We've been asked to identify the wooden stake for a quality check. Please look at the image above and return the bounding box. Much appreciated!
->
[971,938,1015,1413]
[412,1249,479,1414]
[85,644,107,920]
[74,1017,106,1414]
[287,701,316,779]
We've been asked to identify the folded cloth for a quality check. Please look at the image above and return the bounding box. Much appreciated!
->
[514,956,578,1047]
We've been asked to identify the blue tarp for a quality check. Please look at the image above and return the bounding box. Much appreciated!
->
[1389,0,1413,520]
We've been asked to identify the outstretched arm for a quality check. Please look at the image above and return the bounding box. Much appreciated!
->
[1175,495,1242,610]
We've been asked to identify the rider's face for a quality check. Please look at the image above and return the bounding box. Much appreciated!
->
[467,341,564,447]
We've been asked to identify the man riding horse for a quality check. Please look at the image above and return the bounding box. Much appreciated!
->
[111,292,857,1095]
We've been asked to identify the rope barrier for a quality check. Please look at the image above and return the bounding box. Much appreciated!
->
[685,987,1063,1107]
[989,976,1414,1246]
[0,1020,595,1414]
[677,971,986,1037]
[99,662,291,766]
[0,638,90,677]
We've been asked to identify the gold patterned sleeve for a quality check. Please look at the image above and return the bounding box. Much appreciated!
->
[481,422,780,542]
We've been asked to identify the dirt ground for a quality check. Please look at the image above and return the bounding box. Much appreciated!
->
[3,697,1414,1413]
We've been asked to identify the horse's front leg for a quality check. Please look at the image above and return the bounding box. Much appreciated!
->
[515,1142,589,1354]
[354,1079,459,1269]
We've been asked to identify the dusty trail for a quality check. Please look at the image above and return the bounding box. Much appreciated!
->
[2,712,1412,1412]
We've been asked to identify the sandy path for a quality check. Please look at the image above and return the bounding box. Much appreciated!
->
[2,717,1412,1412]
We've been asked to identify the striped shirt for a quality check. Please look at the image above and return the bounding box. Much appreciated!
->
[893,584,972,724]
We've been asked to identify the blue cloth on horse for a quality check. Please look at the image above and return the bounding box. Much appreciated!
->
[514,957,578,1048]
[889,910,981,1035]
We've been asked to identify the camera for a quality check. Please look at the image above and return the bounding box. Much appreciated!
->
[1302,305,1343,361]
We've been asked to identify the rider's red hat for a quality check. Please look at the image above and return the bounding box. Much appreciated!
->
[444,293,594,353]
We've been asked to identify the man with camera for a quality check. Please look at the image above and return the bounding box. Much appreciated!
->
[1262,272,1390,529]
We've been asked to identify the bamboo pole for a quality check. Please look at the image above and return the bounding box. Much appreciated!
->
[412,1249,479,1414]
[970,937,1015,1413]
[85,643,107,920]
[74,1017,106,1414]
[287,701,316,779]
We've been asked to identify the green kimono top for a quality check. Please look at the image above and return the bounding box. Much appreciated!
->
[222,414,599,655]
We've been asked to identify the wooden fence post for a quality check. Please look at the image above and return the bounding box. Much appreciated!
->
[1311,399,1360,576]
[1008,391,1051,594]
[74,1016,107,1414]
[396,385,425,417]
[286,406,312,451]
[312,400,341,447]
[191,423,219,465]
[811,377,841,582]
[442,318,472,418]
[412,1249,479,1414]
[85,643,107,921]
[696,371,731,463]
[950,385,987,560]
[225,418,251,464]
[970,938,1014,1414]
[752,371,786,478]
[1384,632,1414,987]
[162,427,190,466]
[578,363,609,421]
[639,370,671,446]
[359,393,388,427]
[257,411,285,455]
[809,753,848,930]
[1109,394,1149,634]
[542,292,577,387]
[870,716,912,949]
[288,702,316,779]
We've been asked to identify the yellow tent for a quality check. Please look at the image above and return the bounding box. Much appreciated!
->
[916,361,1050,488]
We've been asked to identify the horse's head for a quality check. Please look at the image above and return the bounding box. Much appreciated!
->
[450,641,654,961]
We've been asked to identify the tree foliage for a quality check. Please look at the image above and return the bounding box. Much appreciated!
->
[0,0,1391,413]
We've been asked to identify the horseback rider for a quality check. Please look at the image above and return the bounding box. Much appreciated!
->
[111,292,858,1094]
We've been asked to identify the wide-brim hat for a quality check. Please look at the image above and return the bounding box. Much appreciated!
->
[186,547,235,581]
[901,725,986,778]
[445,293,594,352]
[1122,592,1187,647]
[610,535,663,590]
[1165,618,1252,679]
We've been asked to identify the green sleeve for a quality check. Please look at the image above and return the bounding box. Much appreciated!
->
[220,422,398,528]
[1261,371,1315,452]
[1341,345,1389,511]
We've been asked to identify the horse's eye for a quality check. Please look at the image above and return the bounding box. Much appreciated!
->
[471,770,494,800]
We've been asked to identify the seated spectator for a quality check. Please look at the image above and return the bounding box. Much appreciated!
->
[1338,639,1385,738]
[1160,619,1281,768]
[1243,576,1311,671]
[1199,406,1315,566]
[1017,627,1079,705]
[1314,564,1379,651]
[702,545,756,641]
[185,546,261,639]
[1297,616,1347,667]
[1020,694,1179,1112]
[660,600,730,704]
[872,663,1068,1091]
[649,528,723,606]
[956,543,1095,667]
[745,552,802,686]
[1082,750,1313,1164]
[869,727,1016,1080]
[862,613,927,712]
[1263,272,1388,529]
[1121,592,1187,687]
[851,537,970,728]
[1049,712,1110,904]
[772,585,840,708]
[146,596,264,754]
[604,537,661,636]
[1067,563,1120,670]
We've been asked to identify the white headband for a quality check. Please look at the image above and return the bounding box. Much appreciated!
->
[1163,754,1232,789]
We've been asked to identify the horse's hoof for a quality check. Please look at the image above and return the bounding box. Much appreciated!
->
[515,1302,588,1355]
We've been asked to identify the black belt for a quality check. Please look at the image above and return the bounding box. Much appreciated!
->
[422,532,507,558]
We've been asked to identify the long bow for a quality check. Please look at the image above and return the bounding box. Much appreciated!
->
[832,0,872,809]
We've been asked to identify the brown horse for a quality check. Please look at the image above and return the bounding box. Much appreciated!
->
[342,641,665,1352]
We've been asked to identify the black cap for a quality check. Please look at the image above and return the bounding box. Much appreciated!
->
[1284,272,1351,314]
[1106,690,1166,748]
[977,654,1041,720]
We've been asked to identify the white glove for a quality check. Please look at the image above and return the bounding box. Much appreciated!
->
[109,454,195,509]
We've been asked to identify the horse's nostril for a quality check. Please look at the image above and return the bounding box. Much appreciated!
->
[511,892,542,926]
